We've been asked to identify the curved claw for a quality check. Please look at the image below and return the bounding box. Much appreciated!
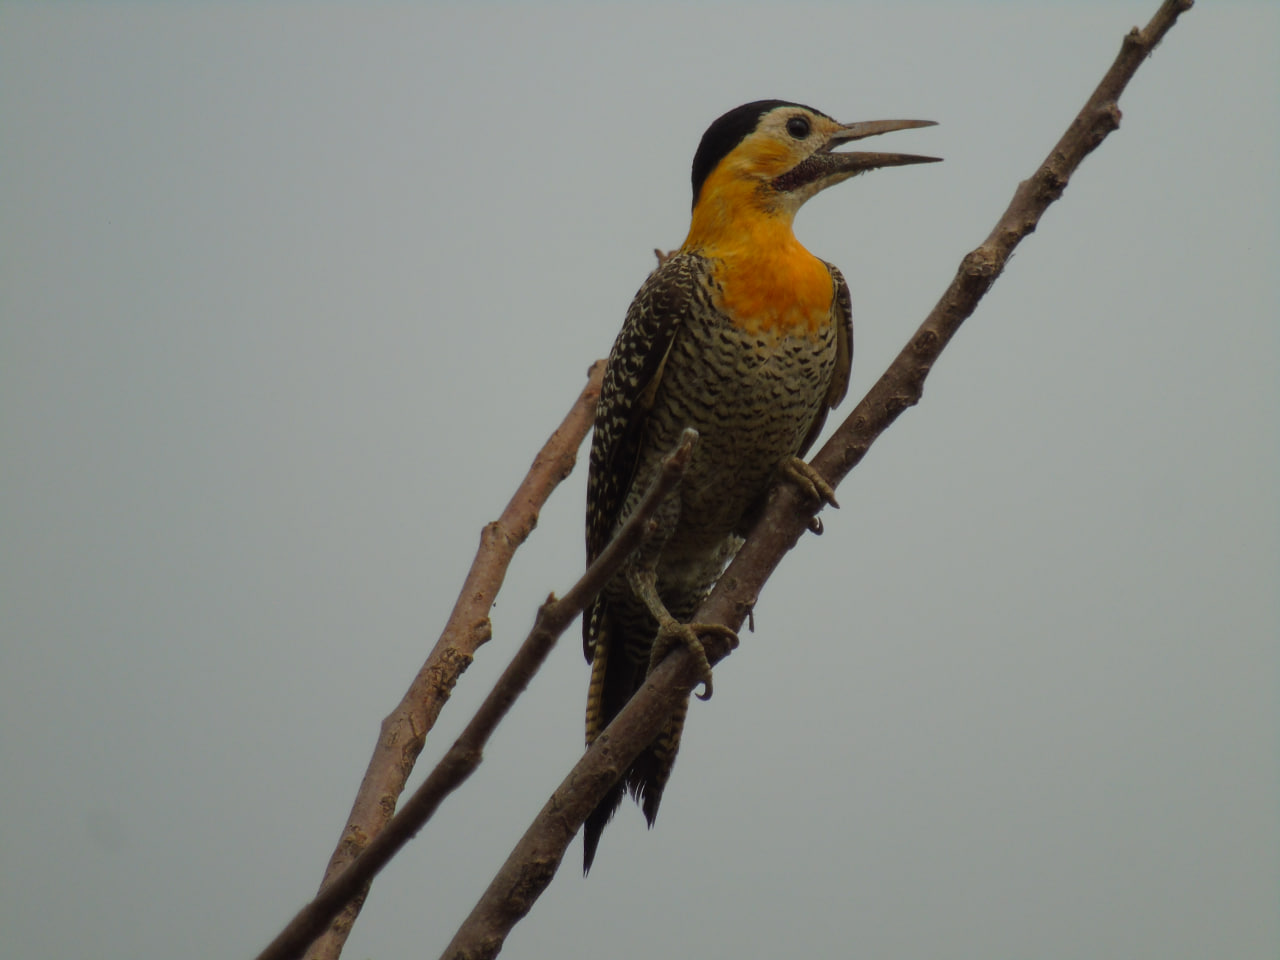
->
[779,456,839,509]
[650,621,738,701]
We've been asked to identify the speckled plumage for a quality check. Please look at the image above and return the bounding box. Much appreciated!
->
[582,250,852,868]
[580,99,936,871]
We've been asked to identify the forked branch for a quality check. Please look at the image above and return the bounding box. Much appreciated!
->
[298,360,604,960]
[256,431,701,960]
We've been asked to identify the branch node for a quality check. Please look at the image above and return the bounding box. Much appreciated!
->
[426,646,476,702]
[912,329,939,353]
[961,248,1001,279]
[1040,166,1069,200]
[1098,101,1122,135]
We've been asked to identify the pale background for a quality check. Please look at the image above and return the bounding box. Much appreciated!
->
[2,3,1276,959]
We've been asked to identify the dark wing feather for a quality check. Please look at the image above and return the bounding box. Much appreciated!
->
[583,254,703,655]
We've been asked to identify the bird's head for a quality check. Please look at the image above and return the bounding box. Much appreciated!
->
[687,100,939,239]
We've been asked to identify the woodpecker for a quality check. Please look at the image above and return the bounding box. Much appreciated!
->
[583,100,938,870]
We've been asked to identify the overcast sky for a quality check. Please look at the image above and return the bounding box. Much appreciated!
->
[2,3,1276,959]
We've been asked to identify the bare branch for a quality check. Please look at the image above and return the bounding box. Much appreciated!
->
[255,431,700,960]
[297,361,604,960]
[440,3,1194,957]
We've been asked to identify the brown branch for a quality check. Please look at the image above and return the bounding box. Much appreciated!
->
[440,3,1194,957]
[255,430,700,960]
[295,360,604,960]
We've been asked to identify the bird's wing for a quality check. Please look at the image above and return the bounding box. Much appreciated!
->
[797,262,854,458]
[583,253,704,657]
[585,253,704,565]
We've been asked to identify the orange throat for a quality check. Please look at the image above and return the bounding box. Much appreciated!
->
[681,182,832,339]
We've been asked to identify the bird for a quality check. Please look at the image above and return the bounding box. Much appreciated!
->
[582,100,938,871]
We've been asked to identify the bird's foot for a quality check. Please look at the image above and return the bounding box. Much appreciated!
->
[779,456,839,509]
[648,620,738,701]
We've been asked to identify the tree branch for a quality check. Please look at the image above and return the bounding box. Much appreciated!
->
[256,431,701,960]
[296,361,604,960]
[440,3,1193,957]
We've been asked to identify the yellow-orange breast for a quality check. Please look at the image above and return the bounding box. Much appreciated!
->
[681,170,834,338]
[708,237,834,338]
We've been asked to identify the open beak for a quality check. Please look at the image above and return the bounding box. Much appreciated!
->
[772,118,940,195]
[823,118,940,172]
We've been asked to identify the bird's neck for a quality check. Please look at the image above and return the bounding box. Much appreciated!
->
[681,180,832,338]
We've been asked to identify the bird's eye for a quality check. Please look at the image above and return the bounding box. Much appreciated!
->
[786,116,811,140]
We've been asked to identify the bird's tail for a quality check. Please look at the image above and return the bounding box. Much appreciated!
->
[583,621,626,873]
[633,695,689,826]
[583,607,690,872]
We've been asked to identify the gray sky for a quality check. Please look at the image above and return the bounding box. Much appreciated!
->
[2,3,1276,959]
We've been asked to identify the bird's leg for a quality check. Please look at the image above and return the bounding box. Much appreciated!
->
[779,456,839,509]
[628,568,737,702]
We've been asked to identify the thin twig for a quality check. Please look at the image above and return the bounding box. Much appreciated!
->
[255,431,700,960]
[440,3,1193,957]
[298,361,604,960]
